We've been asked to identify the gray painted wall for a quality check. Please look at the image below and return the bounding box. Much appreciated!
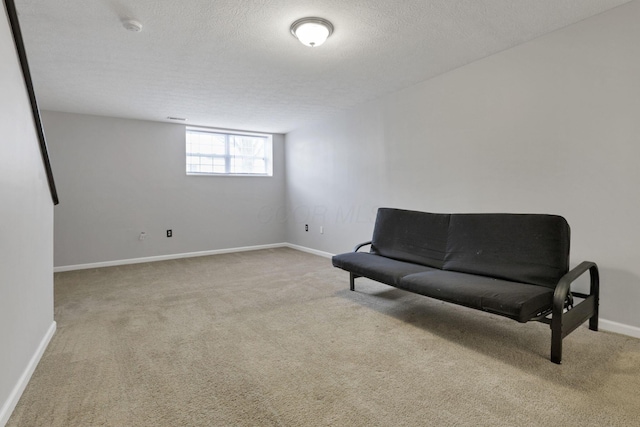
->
[285,1,640,331]
[0,7,54,422]
[42,111,286,267]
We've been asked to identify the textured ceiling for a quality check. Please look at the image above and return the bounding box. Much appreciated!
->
[15,0,633,133]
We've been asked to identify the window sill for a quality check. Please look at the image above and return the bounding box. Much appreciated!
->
[186,173,273,177]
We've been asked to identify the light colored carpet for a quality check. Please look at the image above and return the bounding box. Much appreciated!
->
[8,248,640,426]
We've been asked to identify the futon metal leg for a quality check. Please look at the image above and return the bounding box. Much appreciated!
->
[589,267,600,332]
[551,309,563,364]
[551,327,562,364]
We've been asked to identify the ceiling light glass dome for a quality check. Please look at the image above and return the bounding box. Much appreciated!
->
[290,17,334,47]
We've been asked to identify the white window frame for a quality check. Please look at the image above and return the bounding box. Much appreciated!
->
[186,127,273,177]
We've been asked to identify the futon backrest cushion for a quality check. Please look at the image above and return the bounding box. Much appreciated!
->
[443,214,570,288]
[371,208,450,268]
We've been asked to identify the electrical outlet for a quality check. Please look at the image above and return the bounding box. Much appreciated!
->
[167,229,172,238]
[305,224,309,232]
[139,232,146,241]
[320,226,324,234]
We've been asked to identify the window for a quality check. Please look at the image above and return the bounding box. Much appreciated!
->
[186,128,273,176]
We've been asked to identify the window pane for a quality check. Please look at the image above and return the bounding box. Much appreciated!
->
[201,156,213,166]
[213,157,225,173]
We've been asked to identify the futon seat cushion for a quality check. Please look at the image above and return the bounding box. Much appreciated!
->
[399,270,554,322]
[332,252,436,286]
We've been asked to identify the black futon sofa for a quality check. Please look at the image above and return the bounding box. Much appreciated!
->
[332,208,599,364]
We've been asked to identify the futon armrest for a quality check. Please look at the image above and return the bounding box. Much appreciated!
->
[553,261,599,311]
[353,241,372,252]
[550,261,599,363]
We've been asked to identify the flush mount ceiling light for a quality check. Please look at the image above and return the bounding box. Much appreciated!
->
[290,17,333,47]
[123,19,143,32]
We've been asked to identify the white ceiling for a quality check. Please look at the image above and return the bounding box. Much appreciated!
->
[15,0,633,134]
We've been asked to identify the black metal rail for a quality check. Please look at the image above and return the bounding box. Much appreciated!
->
[550,261,599,364]
[4,0,59,205]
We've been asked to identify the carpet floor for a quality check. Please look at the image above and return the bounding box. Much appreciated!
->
[7,248,640,426]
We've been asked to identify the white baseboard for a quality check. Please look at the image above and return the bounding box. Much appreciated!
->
[0,321,56,427]
[599,319,640,339]
[54,243,289,272]
[283,243,334,259]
